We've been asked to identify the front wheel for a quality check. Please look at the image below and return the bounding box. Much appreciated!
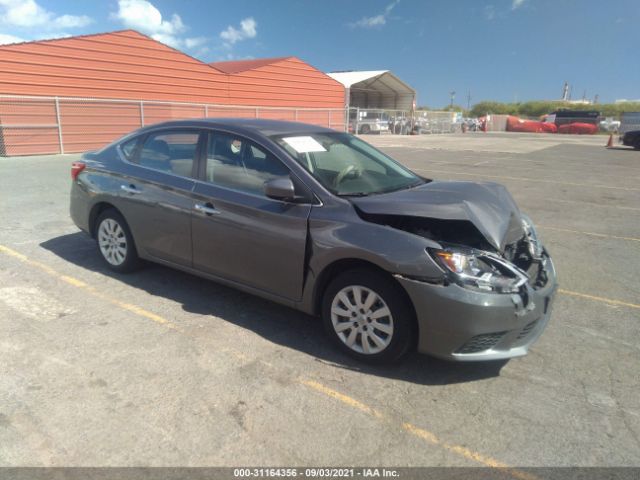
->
[95,209,140,273]
[322,269,415,364]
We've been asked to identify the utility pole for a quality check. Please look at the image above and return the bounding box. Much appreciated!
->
[466,91,471,111]
[562,81,569,101]
[449,90,456,108]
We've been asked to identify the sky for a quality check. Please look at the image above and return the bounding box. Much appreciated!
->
[0,0,638,107]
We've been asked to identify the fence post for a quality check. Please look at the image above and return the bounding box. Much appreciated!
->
[54,97,64,154]
[139,101,145,127]
[355,107,360,135]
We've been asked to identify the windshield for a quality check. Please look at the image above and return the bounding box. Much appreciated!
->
[272,132,424,196]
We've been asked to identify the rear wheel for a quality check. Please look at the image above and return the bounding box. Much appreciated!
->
[360,124,371,134]
[322,269,415,364]
[95,209,140,273]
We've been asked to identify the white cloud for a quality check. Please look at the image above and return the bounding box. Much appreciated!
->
[512,0,526,10]
[53,14,93,29]
[0,32,24,44]
[113,0,184,38]
[219,17,257,45]
[0,0,92,29]
[112,0,211,52]
[350,0,399,28]
[184,36,207,49]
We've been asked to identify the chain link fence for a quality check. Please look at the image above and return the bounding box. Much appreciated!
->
[413,110,460,134]
[620,112,640,134]
[0,95,347,156]
[348,108,462,135]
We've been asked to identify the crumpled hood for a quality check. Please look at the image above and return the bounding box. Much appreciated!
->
[351,180,525,251]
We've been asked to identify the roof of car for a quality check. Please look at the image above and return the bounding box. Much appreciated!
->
[138,118,336,137]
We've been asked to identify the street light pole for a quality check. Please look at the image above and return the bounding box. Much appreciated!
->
[449,90,456,108]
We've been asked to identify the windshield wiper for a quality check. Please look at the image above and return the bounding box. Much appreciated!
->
[339,192,372,197]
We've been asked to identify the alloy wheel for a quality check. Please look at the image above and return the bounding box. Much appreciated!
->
[330,285,394,354]
[98,218,128,266]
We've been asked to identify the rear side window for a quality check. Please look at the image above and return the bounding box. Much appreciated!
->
[135,130,200,178]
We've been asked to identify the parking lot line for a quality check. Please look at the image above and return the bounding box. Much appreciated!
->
[538,226,640,243]
[2,243,638,471]
[0,244,181,331]
[301,380,538,480]
[558,289,640,310]
[412,168,640,192]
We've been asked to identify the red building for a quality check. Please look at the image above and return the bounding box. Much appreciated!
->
[0,30,345,155]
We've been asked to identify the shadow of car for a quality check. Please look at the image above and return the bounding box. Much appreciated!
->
[39,232,508,386]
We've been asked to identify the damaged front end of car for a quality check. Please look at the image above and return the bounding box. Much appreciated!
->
[353,195,558,361]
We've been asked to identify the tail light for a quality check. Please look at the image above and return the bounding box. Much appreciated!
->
[71,161,86,181]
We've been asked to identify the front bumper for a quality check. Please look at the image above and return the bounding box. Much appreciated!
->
[396,254,557,361]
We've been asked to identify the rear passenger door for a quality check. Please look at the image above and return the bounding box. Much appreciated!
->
[118,129,203,267]
[191,130,312,301]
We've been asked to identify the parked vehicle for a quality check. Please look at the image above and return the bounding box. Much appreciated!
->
[550,110,600,127]
[70,119,557,364]
[599,117,621,133]
[621,130,640,149]
[349,110,390,134]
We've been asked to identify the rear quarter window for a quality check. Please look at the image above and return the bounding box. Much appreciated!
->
[120,137,140,160]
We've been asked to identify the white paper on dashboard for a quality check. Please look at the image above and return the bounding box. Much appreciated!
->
[282,136,326,153]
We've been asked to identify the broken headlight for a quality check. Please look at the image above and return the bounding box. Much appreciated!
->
[521,213,543,259]
[429,247,529,293]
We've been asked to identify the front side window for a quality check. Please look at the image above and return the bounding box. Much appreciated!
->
[135,130,200,177]
[272,132,423,196]
[206,132,289,196]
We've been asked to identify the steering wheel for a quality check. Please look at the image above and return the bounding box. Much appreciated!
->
[334,165,361,188]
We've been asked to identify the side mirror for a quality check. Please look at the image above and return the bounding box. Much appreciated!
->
[264,177,296,201]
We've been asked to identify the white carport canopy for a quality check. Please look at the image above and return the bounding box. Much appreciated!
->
[327,70,416,111]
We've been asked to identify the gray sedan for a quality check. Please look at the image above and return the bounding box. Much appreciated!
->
[70,119,557,364]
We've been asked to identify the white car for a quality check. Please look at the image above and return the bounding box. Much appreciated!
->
[600,117,621,132]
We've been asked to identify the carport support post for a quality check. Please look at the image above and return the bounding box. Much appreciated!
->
[139,101,145,127]
[54,97,64,154]
[355,107,360,135]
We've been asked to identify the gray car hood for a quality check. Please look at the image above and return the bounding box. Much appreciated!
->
[351,180,525,251]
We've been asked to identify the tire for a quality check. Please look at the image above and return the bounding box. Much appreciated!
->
[321,269,415,364]
[95,209,140,273]
[360,124,371,135]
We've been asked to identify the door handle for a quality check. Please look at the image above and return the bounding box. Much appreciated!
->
[121,184,140,195]
[194,202,220,216]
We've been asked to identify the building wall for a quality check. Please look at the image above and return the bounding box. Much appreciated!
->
[0,30,229,103]
[0,31,345,155]
[226,57,345,108]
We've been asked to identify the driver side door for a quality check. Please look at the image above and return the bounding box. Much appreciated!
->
[191,131,313,302]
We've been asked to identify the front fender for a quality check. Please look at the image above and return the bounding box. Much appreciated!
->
[298,206,446,314]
